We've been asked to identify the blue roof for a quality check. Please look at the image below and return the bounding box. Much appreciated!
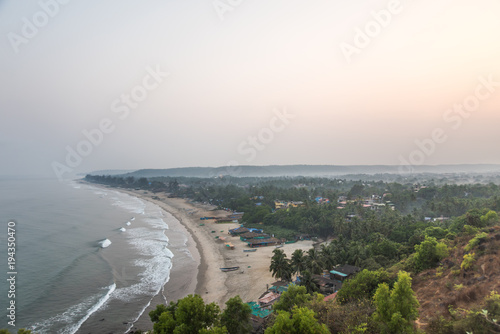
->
[330,270,348,277]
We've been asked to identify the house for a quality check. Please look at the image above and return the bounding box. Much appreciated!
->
[258,291,280,307]
[313,275,343,294]
[324,292,338,302]
[330,264,360,282]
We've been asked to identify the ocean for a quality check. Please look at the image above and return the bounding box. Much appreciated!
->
[0,177,197,333]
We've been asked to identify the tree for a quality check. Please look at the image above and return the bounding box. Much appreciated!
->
[220,296,252,334]
[299,270,319,294]
[413,236,448,272]
[336,269,391,304]
[372,271,419,334]
[150,294,221,334]
[265,307,330,334]
[480,210,498,226]
[305,248,323,275]
[291,249,306,277]
[269,249,292,281]
[273,284,312,312]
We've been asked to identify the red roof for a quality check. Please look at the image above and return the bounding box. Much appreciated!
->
[324,292,337,302]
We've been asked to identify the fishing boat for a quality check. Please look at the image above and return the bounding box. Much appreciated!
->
[243,249,257,252]
[220,266,240,272]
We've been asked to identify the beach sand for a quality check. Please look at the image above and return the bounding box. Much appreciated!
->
[92,186,314,332]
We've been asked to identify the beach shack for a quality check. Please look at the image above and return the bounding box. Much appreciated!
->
[247,237,280,248]
[239,232,270,241]
[229,227,250,236]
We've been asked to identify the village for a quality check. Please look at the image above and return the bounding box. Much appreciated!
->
[199,209,361,332]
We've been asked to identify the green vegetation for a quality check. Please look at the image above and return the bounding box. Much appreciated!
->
[149,294,251,334]
[372,271,419,334]
[412,236,449,272]
[336,269,392,304]
[265,307,330,334]
[465,232,488,252]
[461,252,476,270]
[86,173,500,333]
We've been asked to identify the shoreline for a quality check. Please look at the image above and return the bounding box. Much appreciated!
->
[81,181,315,332]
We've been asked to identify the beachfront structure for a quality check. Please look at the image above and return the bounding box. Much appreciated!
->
[239,232,270,241]
[247,238,281,248]
[216,217,238,223]
[229,227,250,236]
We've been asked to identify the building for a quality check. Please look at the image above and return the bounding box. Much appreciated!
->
[229,227,250,236]
[247,238,281,248]
[330,264,360,282]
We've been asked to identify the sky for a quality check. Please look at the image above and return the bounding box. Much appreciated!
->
[1,0,499,179]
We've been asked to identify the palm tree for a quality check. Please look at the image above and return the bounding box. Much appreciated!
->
[306,248,323,275]
[319,244,335,270]
[300,270,319,294]
[269,249,292,281]
[291,249,306,277]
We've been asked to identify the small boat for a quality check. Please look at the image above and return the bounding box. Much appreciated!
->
[275,244,284,248]
[220,266,239,272]
[243,249,257,252]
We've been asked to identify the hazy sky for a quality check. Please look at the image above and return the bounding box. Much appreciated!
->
[1,0,499,178]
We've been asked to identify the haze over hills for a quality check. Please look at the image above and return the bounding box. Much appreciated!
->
[88,164,500,179]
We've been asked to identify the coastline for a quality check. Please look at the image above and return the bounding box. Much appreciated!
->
[81,182,315,332]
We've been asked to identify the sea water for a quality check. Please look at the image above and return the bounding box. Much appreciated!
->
[0,177,194,333]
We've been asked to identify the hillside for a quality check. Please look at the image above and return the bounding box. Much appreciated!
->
[413,226,500,330]
[108,164,500,179]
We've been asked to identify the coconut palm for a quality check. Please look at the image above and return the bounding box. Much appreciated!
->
[269,249,292,281]
[291,249,306,277]
[305,248,323,275]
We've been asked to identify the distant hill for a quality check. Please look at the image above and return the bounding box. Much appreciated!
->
[85,169,137,176]
[93,164,500,179]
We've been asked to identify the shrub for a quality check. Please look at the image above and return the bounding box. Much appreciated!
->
[461,253,476,271]
[465,232,488,252]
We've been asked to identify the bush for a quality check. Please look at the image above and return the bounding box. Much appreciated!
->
[464,232,488,252]
[413,236,449,272]
[461,253,476,271]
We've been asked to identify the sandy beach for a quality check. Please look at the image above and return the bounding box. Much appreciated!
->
[109,187,315,331]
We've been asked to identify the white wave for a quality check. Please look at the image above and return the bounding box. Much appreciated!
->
[164,247,174,258]
[119,227,126,232]
[110,192,145,214]
[31,283,116,334]
[110,228,172,303]
[99,239,112,248]
[144,217,169,230]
